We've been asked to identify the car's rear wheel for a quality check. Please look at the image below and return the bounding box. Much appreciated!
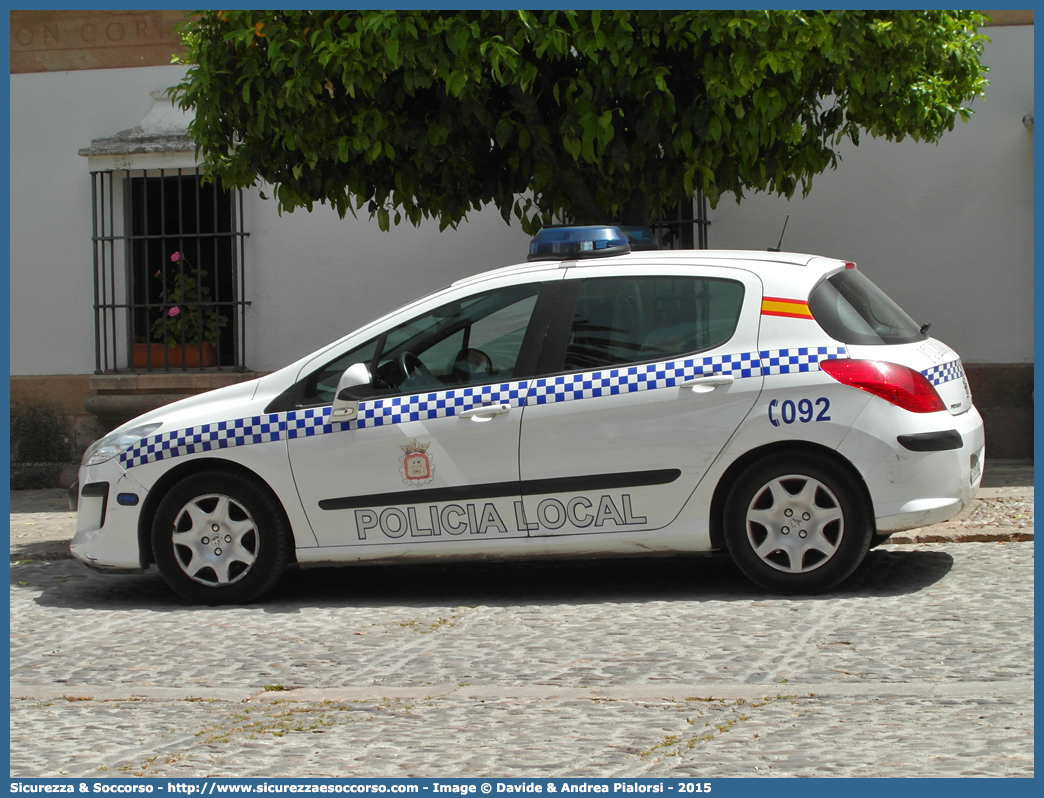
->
[151,471,290,605]
[724,454,873,594]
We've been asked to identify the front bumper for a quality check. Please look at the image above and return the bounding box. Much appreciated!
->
[69,463,150,571]
[838,402,985,533]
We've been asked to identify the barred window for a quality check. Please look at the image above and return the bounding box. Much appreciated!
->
[90,168,250,372]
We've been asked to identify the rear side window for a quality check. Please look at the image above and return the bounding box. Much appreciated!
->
[563,276,745,370]
[809,270,927,346]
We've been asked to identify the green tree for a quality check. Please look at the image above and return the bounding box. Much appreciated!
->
[175,10,987,232]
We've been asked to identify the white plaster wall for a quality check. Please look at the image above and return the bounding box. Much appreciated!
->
[708,26,1034,363]
[9,27,1033,377]
[9,66,189,375]
[9,65,532,376]
[10,66,188,375]
[244,197,532,371]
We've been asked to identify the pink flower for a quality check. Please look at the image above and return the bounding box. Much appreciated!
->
[155,270,161,277]
[168,306,181,317]
[170,252,182,262]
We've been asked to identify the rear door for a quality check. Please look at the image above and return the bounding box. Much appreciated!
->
[516,262,764,536]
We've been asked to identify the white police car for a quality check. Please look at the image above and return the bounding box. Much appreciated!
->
[71,226,984,604]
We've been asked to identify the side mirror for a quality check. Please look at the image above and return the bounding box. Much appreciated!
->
[331,362,373,420]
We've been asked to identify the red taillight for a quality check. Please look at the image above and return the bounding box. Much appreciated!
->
[844,261,857,270]
[820,359,946,413]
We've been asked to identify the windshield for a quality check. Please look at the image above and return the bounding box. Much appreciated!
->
[809,270,927,345]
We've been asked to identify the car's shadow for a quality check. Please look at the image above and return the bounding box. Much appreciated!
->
[24,547,953,612]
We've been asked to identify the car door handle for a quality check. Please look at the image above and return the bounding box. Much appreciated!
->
[459,403,511,421]
[679,373,735,393]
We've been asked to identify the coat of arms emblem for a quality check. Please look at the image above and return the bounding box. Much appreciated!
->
[399,439,435,485]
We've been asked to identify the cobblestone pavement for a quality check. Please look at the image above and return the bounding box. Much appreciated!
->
[10,537,1034,778]
[9,462,1035,778]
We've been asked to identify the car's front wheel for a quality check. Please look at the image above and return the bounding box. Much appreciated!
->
[151,471,290,605]
[724,453,873,594]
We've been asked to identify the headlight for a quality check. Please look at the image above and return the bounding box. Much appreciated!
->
[81,423,163,467]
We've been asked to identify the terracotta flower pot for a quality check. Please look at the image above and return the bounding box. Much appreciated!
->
[133,343,217,368]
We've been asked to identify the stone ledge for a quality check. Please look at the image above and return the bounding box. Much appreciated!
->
[86,371,264,430]
[10,374,94,417]
[84,392,197,421]
[888,526,1033,545]
[89,371,261,393]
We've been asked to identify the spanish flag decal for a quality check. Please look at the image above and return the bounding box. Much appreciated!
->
[761,296,814,320]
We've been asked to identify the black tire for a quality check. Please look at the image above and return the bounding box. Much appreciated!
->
[723,453,873,594]
[151,470,291,605]
[869,531,893,549]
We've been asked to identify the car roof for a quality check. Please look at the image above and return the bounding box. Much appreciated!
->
[452,249,848,291]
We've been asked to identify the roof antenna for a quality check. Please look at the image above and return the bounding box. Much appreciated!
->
[767,215,790,252]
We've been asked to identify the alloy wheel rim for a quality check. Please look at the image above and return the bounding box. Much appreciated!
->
[171,493,259,586]
[745,474,845,573]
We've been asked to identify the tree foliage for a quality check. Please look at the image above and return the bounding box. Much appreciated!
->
[175,10,988,232]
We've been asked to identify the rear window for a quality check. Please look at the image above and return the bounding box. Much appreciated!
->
[809,270,927,345]
[563,276,745,370]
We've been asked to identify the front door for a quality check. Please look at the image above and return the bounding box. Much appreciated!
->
[288,281,548,548]
[518,266,764,536]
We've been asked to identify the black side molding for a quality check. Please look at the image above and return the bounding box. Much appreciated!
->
[319,468,682,511]
[897,430,963,452]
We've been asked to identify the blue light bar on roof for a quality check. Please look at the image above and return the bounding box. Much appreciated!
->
[528,225,631,261]
[618,226,660,251]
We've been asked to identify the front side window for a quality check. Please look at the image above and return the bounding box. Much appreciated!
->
[809,270,927,346]
[563,276,745,371]
[300,283,541,405]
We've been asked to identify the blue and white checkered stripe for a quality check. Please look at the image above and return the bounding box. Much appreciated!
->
[358,382,530,426]
[921,358,965,387]
[121,415,291,469]
[119,346,848,470]
[525,347,845,404]
[119,382,531,470]
[759,346,847,376]
[527,353,756,403]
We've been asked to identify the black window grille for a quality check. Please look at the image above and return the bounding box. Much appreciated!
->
[90,167,250,373]
[650,189,711,250]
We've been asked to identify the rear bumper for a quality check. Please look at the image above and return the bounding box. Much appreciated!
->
[838,402,985,533]
[875,497,967,533]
